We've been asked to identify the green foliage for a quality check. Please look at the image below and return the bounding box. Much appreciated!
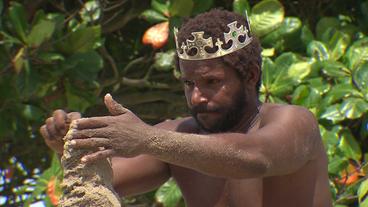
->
[0,0,367,206]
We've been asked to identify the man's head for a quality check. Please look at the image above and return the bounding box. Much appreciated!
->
[175,9,262,132]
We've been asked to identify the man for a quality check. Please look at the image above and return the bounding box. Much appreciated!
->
[40,9,332,207]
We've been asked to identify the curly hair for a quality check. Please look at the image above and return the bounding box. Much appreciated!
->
[175,9,262,93]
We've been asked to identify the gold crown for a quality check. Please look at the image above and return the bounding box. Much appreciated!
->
[174,19,252,60]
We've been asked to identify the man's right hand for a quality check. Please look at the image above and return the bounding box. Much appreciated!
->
[40,110,81,154]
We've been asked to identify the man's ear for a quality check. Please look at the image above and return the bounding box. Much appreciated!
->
[243,63,260,88]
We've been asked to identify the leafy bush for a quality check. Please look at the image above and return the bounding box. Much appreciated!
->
[0,0,367,206]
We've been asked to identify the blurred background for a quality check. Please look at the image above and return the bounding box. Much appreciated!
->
[0,0,367,206]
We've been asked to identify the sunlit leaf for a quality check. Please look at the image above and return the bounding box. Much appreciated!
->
[340,98,368,119]
[320,104,345,122]
[288,61,312,83]
[250,0,284,37]
[233,0,250,15]
[345,37,368,70]
[156,179,182,207]
[328,31,350,61]
[307,41,329,61]
[323,83,361,104]
[359,178,368,207]
[262,17,301,46]
[321,60,350,78]
[292,85,321,108]
[339,129,362,160]
[353,63,368,94]
[328,157,348,175]
[12,47,26,73]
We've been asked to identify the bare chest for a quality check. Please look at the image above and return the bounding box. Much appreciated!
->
[170,165,263,207]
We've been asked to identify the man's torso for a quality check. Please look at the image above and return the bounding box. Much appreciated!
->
[164,103,332,207]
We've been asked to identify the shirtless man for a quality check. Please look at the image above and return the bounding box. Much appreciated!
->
[40,9,332,207]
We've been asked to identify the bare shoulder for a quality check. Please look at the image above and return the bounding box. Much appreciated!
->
[154,117,199,133]
[261,103,317,127]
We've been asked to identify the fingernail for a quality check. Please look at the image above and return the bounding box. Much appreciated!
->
[70,140,76,145]
[81,157,87,162]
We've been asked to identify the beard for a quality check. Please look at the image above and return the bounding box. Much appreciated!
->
[189,89,247,133]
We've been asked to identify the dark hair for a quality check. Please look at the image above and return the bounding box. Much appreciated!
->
[175,9,262,93]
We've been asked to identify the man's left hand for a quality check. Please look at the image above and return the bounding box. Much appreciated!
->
[68,93,150,163]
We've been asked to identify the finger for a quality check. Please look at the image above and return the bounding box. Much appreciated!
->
[66,112,82,124]
[81,149,115,163]
[40,125,51,140]
[46,117,61,139]
[69,128,107,139]
[73,118,108,130]
[104,93,129,116]
[69,138,110,149]
[53,109,67,133]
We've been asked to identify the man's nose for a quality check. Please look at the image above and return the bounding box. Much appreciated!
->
[191,86,208,105]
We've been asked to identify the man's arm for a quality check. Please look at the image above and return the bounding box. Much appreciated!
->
[143,105,320,179]
[70,96,320,180]
[40,110,174,197]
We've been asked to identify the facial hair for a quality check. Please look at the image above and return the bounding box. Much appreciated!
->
[190,88,247,133]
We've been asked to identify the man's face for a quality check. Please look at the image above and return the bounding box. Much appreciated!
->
[179,58,250,133]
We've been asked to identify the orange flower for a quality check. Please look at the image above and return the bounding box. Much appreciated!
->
[142,21,169,49]
[336,163,365,185]
[47,176,61,206]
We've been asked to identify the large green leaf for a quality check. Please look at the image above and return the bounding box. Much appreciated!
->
[307,41,329,61]
[321,60,350,78]
[141,9,168,23]
[152,0,170,15]
[359,178,368,207]
[58,26,101,54]
[353,62,368,97]
[328,156,348,175]
[250,0,284,37]
[300,25,314,47]
[156,179,182,207]
[328,31,350,61]
[8,2,28,42]
[169,0,193,17]
[268,52,298,95]
[288,61,312,83]
[233,0,250,15]
[345,37,368,70]
[292,85,321,108]
[27,19,56,47]
[323,83,361,104]
[320,104,345,122]
[338,130,362,160]
[63,51,103,81]
[340,97,368,119]
[262,17,302,46]
[192,0,214,15]
[316,17,339,41]
[261,57,275,90]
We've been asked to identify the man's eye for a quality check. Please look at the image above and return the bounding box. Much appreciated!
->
[183,80,194,86]
[207,79,221,85]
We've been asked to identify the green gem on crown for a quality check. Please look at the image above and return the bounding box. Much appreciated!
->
[232,31,237,37]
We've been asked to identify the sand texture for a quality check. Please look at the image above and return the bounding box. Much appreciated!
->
[59,128,121,207]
